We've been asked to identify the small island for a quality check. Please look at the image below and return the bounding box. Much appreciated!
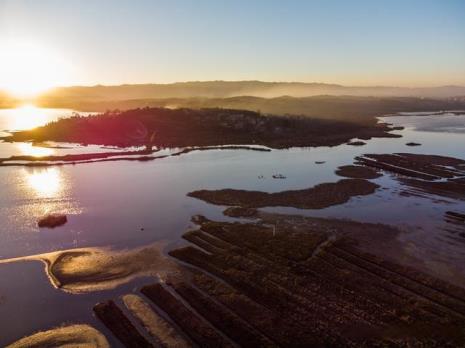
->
[406,142,422,146]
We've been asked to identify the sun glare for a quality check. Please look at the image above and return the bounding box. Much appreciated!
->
[17,142,55,157]
[24,168,63,197]
[7,104,54,130]
[0,41,72,98]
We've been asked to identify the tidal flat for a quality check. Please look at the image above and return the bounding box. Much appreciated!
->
[1,109,465,346]
[0,242,176,293]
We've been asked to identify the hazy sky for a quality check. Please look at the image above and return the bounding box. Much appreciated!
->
[1,0,464,87]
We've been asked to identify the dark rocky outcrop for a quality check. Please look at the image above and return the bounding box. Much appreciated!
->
[38,214,67,228]
[346,140,366,146]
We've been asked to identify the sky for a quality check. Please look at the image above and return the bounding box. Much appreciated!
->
[0,0,464,88]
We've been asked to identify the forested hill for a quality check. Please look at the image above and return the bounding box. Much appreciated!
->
[37,95,465,125]
[1,107,400,149]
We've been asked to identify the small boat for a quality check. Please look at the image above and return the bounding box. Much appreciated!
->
[272,174,286,179]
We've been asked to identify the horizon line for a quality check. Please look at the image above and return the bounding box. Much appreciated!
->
[20,80,465,90]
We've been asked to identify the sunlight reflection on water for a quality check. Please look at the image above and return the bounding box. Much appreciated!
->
[2,105,56,131]
[0,106,100,158]
[0,104,96,132]
[23,167,64,198]
[17,142,55,157]
[0,110,465,345]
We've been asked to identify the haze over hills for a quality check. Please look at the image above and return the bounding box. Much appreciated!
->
[2,81,465,126]
[0,91,15,108]
[34,90,465,126]
[37,81,465,100]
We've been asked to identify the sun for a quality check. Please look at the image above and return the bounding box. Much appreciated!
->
[0,41,72,98]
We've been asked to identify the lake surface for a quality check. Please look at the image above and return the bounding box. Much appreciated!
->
[0,108,464,346]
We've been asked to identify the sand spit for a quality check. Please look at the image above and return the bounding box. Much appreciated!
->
[0,243,177,293]
[188,178,379,209]
[0,145,270,167]
[94,300,153,348]
[6,324,109,348]
[0,149,153,164]
[123,294,191,348]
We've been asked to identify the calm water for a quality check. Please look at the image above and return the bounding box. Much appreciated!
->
[0,105,107,158]
[0,108,464,345]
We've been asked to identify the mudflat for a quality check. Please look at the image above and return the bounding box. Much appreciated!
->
[356,153,465,199]
[0,243,176,293]
[86,209,465,347]
[335,165,382,179]
[188,178,379,209]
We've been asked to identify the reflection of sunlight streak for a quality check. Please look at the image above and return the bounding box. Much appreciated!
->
[17,143,54,157]
[7,104,51,130]
[25,168,63,197]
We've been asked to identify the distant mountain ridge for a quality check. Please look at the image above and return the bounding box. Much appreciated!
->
[40,81,465,100]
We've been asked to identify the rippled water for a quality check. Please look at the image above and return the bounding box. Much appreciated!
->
[0,108,464,345]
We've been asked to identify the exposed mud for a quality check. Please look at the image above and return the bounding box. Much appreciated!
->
[356,153,465,199]
[90,210,465,347]
[335,165,382,179]
[443,211,465,245]
[446,211,465,222]
[346,140,366,146]
[188,178,379,209]
[141,283,235,348]
[167,212,465,346]
[400,178,465,200]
